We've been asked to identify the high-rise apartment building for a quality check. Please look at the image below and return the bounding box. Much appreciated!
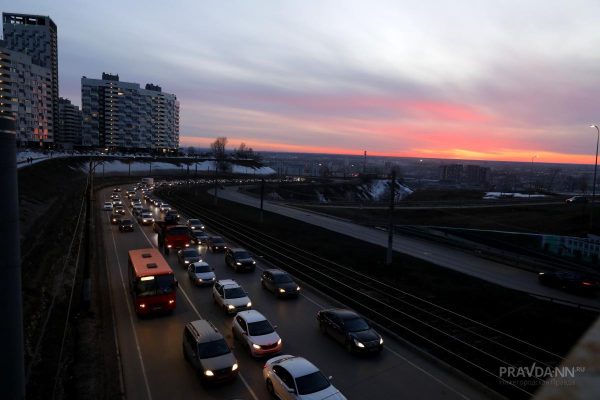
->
[58,97,82,148]
[2,12,58,145]
[0,47,53,146]
[81,73,179,151]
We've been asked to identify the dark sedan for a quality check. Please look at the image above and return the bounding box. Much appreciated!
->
[191,230,209,245]
[118,219,134,232]
[261,269,300,298]
[177,248,202,268]
[207,236,227,252]
[110,213,122,225]
[316,308,383,354]
[225,248,256,272]
[538,271,599,295]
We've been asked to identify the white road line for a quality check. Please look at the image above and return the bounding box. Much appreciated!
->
[384,345,472,400]
[133,199,259,400]
[108,212,153,400]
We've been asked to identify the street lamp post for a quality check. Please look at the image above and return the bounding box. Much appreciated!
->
[590,125,600,232]
[529,155,537,198]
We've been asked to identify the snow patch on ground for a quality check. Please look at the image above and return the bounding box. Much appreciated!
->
[359,179,413,202]
[231,164,276,175]
[483,192,547,199]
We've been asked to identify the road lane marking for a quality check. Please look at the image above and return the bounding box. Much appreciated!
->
[133,201,259,400]
[383,345,471,400]
[108,212,153,400]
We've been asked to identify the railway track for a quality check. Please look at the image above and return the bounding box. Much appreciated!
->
[158,185,566,399]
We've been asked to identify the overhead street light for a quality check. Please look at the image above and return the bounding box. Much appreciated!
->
[590,125,599,232]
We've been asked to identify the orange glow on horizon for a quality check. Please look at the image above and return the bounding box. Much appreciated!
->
[180,135,594,165]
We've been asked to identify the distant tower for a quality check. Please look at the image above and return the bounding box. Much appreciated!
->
[363,150,367,174]
[3,13,58,146]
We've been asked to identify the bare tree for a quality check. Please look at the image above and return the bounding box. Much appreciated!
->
[211,137,229,172]
[187,146,196,156]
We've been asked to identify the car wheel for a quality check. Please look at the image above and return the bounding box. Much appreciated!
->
[345,340,354,353]
[319,322,327,335]
[266,379,275,397]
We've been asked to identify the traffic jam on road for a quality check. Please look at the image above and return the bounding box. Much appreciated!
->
[101,179,395,400]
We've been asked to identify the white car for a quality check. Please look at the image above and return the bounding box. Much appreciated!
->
[187,261,216,286]
[212,279,252,315]
[159,203,172,212]
[233,310,282,357]
[103,201,113,211]
[263,355,346,400]
[138,211,154,225]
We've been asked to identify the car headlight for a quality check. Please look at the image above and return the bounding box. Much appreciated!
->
[296,286,301,291]
[379,337,384,345]
[236,262,242,266]
[252,261,256,264]
[227,304,235,310]
[246,302,252,307]
[252,343,261,350]
[204,370,214,377]
[185,243,190,247]
[196,278,203,282]
[277,338,282,345]
[354,339,365,348]
[279,288,286,293]
[184,260,189,264]
[232,363,238,371]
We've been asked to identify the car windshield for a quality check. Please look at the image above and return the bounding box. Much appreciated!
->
[247,320,274,336]
[234,251,251,259]
[197,339,230,359]
[344,317,370,332]
[193,231,207,238]
[189,219,200,225]
[134,274,176,297]
[274,274,293,283]
[211,237,225,244]
[224,287,246,299]
[295,371,330,395]
[182,249,199,257]
[121,219,132,224]
[194,264,211,273]
[142,213,152,217]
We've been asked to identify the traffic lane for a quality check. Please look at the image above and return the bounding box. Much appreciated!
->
[217,187,600,309]
[175,242,487,400]
[149,190,490,400]
[103,188,253,400]
[101,202,149,400]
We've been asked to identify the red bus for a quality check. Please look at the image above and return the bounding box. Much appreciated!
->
[128,248,177,315]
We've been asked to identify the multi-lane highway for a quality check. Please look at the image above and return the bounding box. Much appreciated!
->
[216,186,600,310]
[99,185,493,400]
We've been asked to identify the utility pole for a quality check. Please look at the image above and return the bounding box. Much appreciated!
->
[260,178,265,223]
[0,114,25,399]
[213,166,219,205]
[386,170,396,266]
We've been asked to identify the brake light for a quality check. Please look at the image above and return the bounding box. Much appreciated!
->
[582,281,593,286]
[168,299,175,304]
[139,303,146,308]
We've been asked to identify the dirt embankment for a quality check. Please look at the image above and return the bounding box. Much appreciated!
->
[18,159,122,399]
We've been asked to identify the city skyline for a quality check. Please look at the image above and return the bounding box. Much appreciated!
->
[8,1,600,164]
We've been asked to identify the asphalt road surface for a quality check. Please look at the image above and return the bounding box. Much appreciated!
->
[215,186,600,310]
[99,185,493,400]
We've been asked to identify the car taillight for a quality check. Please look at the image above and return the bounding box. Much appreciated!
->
[139,303,146,308]
[582,281,593,286]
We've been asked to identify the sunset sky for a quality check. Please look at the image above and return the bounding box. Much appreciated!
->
[9,0,600,164]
